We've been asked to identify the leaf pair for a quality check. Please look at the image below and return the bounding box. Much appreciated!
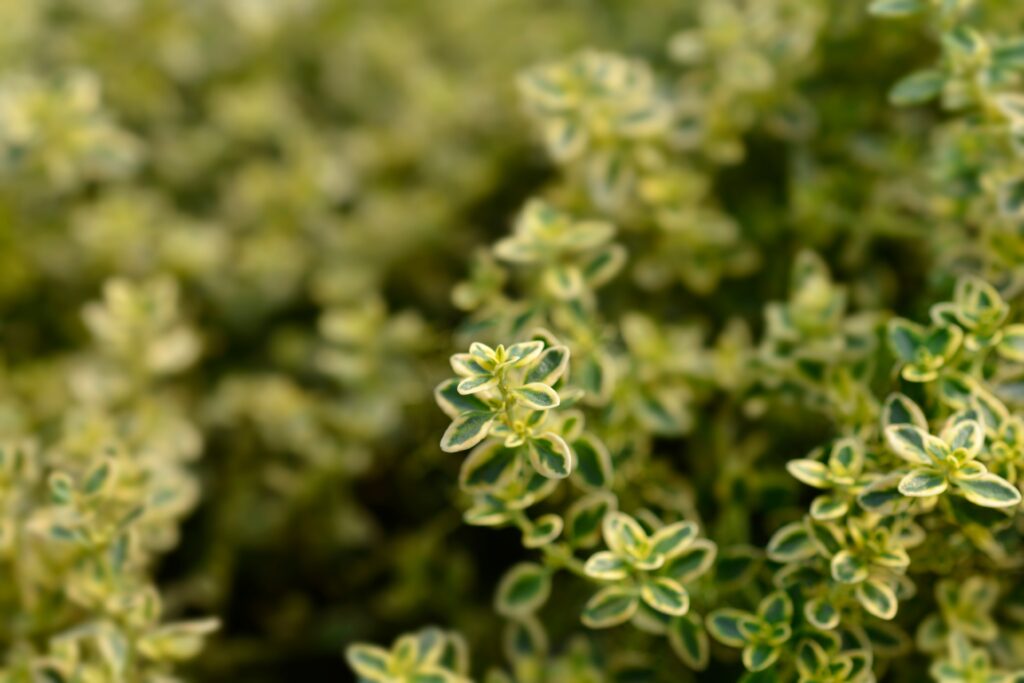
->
[886,417,1021,508]
[707,592,793,672]
[581,512,709,627]
[346,628,469,683]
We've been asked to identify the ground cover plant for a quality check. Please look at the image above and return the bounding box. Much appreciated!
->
[3,0,1024,681]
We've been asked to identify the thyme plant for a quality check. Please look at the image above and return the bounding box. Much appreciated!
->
[3,0,1024,681]
[348,1,1024,682]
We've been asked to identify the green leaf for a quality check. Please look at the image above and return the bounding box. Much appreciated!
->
[868,0,925,16]
[565,492,615,547]
[809,495,848,520]
[662,538,717,584]
[796,640,829,677]
[527,432,572,478]
[757,591,793,625]
[457,374,498,395]
[96,626,128,677]
[137,618,220,662]
[503,616,547,663]
[585,150,633,211]
[440,411,495,453]
[875,547,910,570]
[83,459,114,496]
[459,442,520,491]
[553,409,584,441]
[856,578,898,620]
[898,468,947,497]
[463,502,511,528]
[925,325,963,359]
[506,340,545,367]
[495,563,551,617]
[469,342,497,365]
[887,318,925,361]
[543,264,585,300]
[49,472,73,503]
[512,382,560,410]
[669,612,709,670]
[584,551,630,581]
[743,643,780,672]
[391,634,421,668]
[970,390,1008,433]
[831,550,869,584]
[542,118,587,162]
[786,459,830,488]
[839,648,872,678]
[944,26,987,61]
[888,70,945,106]
[640,577,689,616]
[572,433,613,489]
[885,424,940,465]
[523,514,562,548]
[602,511,649,559]
[953,472,1022,508]
[804,597,840,630]
[345,643,391,680]
[583,244,626,288]
[450,352,490,377]
[581,586,639,628]
[995,37,1024,69]
[650,521,698,559]
[412,627,446,667]
[829,438,864,477]
[930,301,960,327]
[766,521,817,563]
[998,324,1024,362]
[937,372,976,409]
[435,379,490,419]
[493,236,536,264]
[882,393,928,430]
[858,473,906,514]
[706,609,757,647]
[805,519,845,557]
[525,345,570,385]
[942,419,983,455]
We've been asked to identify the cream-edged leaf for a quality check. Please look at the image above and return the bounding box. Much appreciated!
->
[527,432,573,478]
[581,586,639,629]
[513,382,560,410]
[898,468,947,497]
[640,577,689,616]
[495,563,551,617]
[441,412,495,453]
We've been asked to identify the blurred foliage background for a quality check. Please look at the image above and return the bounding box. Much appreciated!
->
[2,0,1024,681]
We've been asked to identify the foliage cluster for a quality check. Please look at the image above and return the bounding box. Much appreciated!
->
[350,1,1024,682]
[3,1,1024,682]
